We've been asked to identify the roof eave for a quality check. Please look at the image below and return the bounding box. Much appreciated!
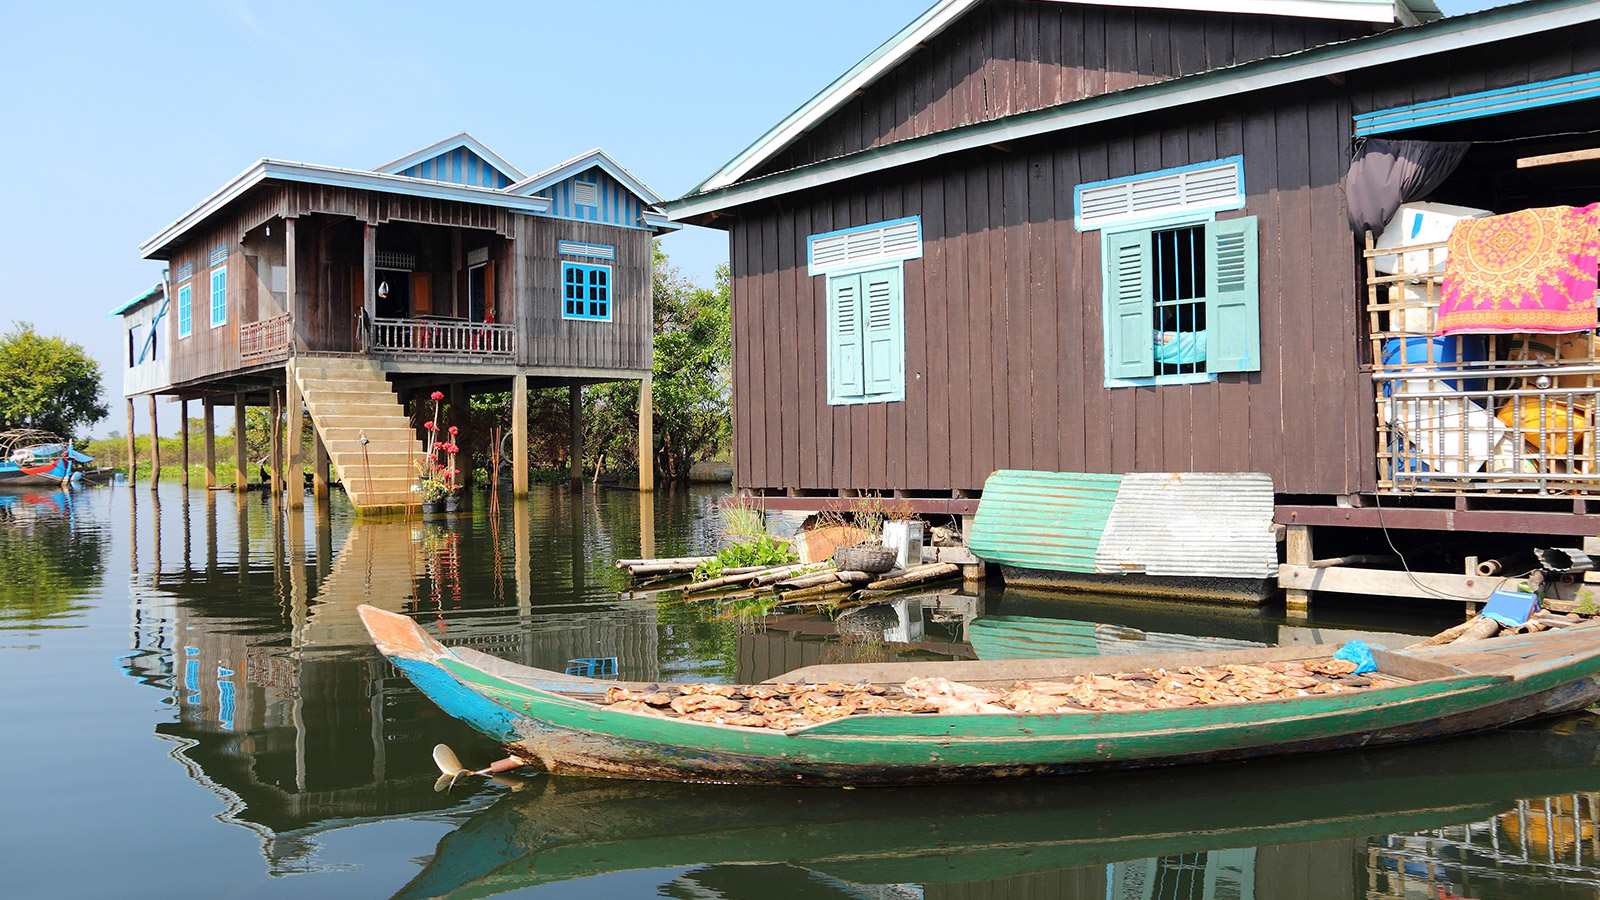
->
[666,0,1592,222]
[508,148,668,207]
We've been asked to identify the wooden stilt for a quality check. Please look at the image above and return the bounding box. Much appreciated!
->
[569,383,584,489]
[126,397,137,486]
[233,391,248,492]
[1285,524,1313,617]
[638,376,654,493]
[451,382,471,490]
[148,394,160,490]
[286,369,303,509]
[269,389,283,498]
[512,374,528,497]
[179,399,190,487]
[203,398,216,489]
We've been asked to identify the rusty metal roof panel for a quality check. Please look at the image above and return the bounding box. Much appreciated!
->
[1094,472,1278,579]
[968,470,1124,574]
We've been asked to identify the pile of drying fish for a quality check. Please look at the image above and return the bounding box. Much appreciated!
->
[598,660,1401,731]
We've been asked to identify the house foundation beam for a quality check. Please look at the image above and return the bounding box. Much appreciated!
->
[638,376,654,493]
[569,383,584,489]
[203,398,216,489]
[234,392,248,492]
[511,374,528,496]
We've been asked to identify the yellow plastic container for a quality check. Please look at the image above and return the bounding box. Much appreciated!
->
[1495,399,1589,456]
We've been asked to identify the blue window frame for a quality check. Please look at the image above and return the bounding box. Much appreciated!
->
[562,262,611,321]
[209,267,227,327]
[177,284,192,338]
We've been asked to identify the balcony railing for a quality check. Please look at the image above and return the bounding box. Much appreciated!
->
[369,316,516,359]
[240,313,293,362]
[1365,234,1600,495]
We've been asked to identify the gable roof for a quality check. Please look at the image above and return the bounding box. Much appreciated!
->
[374,132,526,184]
[689,0,1440,196]
[508,147,666,206]
[668,0,1584,223]
[109,283,164,318]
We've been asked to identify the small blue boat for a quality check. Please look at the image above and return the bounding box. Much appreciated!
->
[0,430,91,487]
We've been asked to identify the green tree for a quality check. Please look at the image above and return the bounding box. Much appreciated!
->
[0,322,108,438]
[585,245,731,481]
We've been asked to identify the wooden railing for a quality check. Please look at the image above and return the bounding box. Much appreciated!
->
[1365,234,1600,495]
[369,316,516,359]
[239,313,293,361]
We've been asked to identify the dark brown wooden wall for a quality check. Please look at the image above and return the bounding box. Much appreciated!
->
[164,218,247,386]
[758,0,1369,177]
[730,83,1365,497]
[514,217,653,372]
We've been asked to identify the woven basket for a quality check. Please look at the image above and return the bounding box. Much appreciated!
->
[832,542,897,574]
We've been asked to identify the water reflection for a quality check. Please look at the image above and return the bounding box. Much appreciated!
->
[0,486,100,633]
[395,717,1600,900]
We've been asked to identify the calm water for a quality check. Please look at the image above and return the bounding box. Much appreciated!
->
[4,482,1600,900]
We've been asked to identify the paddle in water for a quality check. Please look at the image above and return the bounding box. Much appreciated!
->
[432,744,527,791]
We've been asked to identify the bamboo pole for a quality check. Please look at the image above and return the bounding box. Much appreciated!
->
[865,563,961,591]
[777,571,843,590]
[616,556,714,568]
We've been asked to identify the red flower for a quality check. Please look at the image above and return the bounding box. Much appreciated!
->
[430,391,445,401]
[448,426,459,436]
[424,421,438,431]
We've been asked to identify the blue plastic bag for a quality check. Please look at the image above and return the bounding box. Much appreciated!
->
[1332,639,1378,675]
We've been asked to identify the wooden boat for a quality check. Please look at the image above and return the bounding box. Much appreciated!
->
[359,604,1600,786]
[392,717,1600,899]
[0,429,90,487]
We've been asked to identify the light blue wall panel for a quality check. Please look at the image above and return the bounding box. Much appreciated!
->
[544,168,644,228]
[402,148,513,188]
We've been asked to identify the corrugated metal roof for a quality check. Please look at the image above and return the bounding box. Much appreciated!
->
[108,282,163,318]
[1094,472,1278,578]
[969,470,1123,574]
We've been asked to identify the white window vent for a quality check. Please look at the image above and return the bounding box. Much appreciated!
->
[1075,158,1244,231]
[374,251,417,271]
[808,217,922,275]
[174,263,193,284]
[467,247,490,267]
[573,180,598,207]
[209,245,228,267]
[558,240,615,260]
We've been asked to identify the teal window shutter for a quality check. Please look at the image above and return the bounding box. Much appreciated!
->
[1205,215,1261,373]
[860,267,903,400]
[828,272,866,402]
[1105,229,1155,380]
[177,284,191,338]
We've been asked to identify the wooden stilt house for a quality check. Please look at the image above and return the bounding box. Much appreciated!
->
[666,0,1600,605]
[120,134,677,511]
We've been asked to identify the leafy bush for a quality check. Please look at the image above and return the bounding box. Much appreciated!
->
[693,535,794,581]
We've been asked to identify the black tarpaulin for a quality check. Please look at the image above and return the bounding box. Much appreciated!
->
[1346,138,1472,234]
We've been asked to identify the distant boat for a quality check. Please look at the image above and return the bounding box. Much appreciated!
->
[0,429,92,487]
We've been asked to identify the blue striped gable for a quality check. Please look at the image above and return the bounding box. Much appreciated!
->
[544,168,645,228]
[401,147,514,188]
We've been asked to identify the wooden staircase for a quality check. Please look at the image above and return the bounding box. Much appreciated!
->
[292,358,423,512]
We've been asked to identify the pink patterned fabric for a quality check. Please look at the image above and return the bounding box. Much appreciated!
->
[1436,203,1600,335]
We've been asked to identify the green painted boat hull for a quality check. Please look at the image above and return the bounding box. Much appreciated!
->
[361,605,1600,786]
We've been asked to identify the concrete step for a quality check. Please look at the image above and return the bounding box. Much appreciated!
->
[318,427,417,444]
[298,378,397,393]
[303,389,407,406]
[308,411,413,428]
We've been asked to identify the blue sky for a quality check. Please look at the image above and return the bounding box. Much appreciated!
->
[0,0,1500,437]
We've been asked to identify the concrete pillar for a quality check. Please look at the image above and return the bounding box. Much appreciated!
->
[569,383,584,489]
[179,399,190,487]
[147,394,160,490]
[1286,524,1313,618]
[286,369,304,509]
[638,376,654,493]
[639,491,656,560]
[126,398,137,486]
[233,392,248,492]
[512,374,529,497]
[269,388,283,498]
[203,398,216,489]
[313,430,330,502]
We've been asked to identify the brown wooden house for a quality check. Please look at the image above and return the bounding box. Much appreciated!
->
[123,134,676,510]
[667,0,1600,604]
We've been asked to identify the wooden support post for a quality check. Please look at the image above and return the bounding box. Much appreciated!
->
[451,382,471,490]
[639,491,656,560]
[569,383,584,489]
[284,217,302,351]
[286,369,303,509]
[313,430,329,501]
[148,394,160,490]
[1285,524,1313,617]
[202,398,216,489]
[362,223,377,350]
[179,399,190,486]
[125,398,137,486]
[638,376,654,493]
[511,374,528,496]
[233,392,248,492]
[269,388,283,498]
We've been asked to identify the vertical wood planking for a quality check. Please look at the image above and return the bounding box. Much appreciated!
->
[1275,99,1315,493]
[1243,108,1283,484]
[1002,154,1033,472]
[941,172,967,489]
[966,166,994,485]
[882,186,911,489]
[1028,152,1059,473]
[776,212,800,489]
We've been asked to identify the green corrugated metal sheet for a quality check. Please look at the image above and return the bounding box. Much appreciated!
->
[967,616,1099,661]
[968,470,1123,574]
